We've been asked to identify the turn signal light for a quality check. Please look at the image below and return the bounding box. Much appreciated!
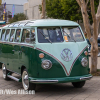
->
[39,53,44,58]
[84,51,88,56]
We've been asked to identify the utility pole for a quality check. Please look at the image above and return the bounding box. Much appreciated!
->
[41,0,46,19]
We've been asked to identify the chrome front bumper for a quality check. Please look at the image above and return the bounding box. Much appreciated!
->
[30,75,93,83]
[30,80,58,83]
[80,76,93,80]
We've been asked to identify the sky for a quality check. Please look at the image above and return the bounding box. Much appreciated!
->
[2,0,28,5]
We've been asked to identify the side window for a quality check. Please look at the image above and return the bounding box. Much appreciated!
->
[30,29,35,43]
[5,29,10,41]
[15,29,21,42]
[21,29,35,43]
[10,29,15,42]
[21,29,30,43]
[1,29,6,41]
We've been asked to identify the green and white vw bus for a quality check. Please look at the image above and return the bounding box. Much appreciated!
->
[0,19,92,91]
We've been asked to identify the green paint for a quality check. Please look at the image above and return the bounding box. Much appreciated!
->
[0,19,92,84]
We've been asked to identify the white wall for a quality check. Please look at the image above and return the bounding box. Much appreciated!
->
[24,0,42,19]
[28,0,41,7]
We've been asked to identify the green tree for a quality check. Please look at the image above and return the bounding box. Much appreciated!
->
[39,0,99,23]
[0,0,2,5]
[60,0,82,21]
[9,13,27,23]
[76,0,100,73]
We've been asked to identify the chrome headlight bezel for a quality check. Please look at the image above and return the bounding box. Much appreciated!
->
[41,60,52,70]
[81,57,88,67]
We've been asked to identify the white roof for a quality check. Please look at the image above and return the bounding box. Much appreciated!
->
[3,19,79,28]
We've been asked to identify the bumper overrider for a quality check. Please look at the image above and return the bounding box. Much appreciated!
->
[29,74,92,84]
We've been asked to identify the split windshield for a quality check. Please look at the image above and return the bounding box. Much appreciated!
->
[62,27,84,42]
[37,27,84,43]
[37,27,64,43]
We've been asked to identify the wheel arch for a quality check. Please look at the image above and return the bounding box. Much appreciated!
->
[0,62,3,68]
[21,66,26,75]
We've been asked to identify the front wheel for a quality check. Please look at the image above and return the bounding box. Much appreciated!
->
[72,81,85,88]
[2,64,10,80]
[22,69,36,91]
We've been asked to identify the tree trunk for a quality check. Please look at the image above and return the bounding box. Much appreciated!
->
[41,0,46,19]
[76,0,99,73]
[91,43,98,73]
[90,0,98,73]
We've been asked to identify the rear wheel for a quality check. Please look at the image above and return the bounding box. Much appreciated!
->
[2,64,10,80]
[72,81,85,88]
[22,69,36,91]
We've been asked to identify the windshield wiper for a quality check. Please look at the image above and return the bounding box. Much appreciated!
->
[39,30,52,43]
[62,30,76,42]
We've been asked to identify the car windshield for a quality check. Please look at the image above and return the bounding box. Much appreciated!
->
[37,27,64,43]
[37,27,84,43]
[62,27,84,42]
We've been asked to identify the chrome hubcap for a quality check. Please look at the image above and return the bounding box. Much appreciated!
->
[2,65,6,79]
[24,75,29,87]
[22,71,29,90]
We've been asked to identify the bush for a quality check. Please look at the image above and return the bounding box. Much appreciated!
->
[9,13,28,23]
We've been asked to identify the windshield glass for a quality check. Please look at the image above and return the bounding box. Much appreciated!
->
[62,27,84,42]
[37,27,64,43]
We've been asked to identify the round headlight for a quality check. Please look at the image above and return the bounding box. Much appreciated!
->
[41,60,52,70]
[81,57,88,67]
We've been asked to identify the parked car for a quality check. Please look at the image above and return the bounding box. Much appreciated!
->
[1,19,92,91]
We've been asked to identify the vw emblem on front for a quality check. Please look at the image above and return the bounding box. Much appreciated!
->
[61,48,73,62]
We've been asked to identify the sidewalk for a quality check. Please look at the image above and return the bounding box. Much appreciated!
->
[0,72,100,100]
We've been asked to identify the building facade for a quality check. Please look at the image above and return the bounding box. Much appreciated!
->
[24,0,42,19]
